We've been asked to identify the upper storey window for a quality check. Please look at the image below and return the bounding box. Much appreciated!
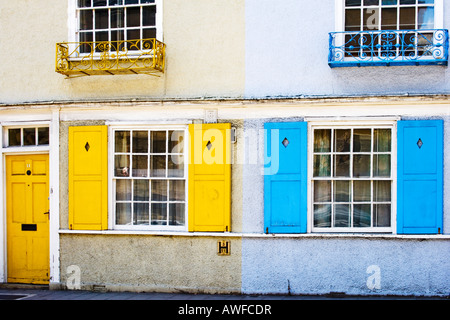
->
[329,0,448,67]
[344,0,435,31]
[77,0,157,52]
[56,0,165,77]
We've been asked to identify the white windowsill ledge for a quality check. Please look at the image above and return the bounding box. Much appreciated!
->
[58,230,450,240]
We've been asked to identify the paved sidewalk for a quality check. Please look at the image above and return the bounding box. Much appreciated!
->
[0,286,447,300]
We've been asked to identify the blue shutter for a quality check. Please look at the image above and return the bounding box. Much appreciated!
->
[397,120,443,234]
[264,122,307,233]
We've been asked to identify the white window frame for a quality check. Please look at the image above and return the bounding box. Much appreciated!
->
[68,0,163,44]
[2,123,51,153]
[307,120,397,234]
[335,0,444,32]
[108,125,189,232]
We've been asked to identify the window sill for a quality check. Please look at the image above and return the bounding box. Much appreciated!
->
[58,229,450,240]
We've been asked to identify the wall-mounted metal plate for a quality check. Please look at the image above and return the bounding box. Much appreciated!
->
[217,240,231,256]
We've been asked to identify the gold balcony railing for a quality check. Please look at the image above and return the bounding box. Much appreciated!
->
[56,39,165,77]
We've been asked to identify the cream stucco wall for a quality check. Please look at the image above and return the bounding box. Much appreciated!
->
[0,0,245,104]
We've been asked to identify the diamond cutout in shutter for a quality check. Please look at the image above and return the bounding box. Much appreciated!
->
[206,141,213,151]
[85,142,90,152]
[282,137,289,148]
[417,138,423,149]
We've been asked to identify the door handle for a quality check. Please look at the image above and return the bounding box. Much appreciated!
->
[43,210,50,220]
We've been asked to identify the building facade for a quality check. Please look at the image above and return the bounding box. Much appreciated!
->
[0,0,449,297]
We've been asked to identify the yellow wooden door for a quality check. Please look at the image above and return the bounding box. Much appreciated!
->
[6,154,50,284]
[188,124,231,232]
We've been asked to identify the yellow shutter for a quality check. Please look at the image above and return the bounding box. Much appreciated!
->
[69,126,108,230]
[188,123,231,232]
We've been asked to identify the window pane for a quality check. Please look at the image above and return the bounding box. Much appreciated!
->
[93,0,107,6]
[111,8,124,28]
[116,179,132,201]
[8,129,21,146]
[79,0,92,8]
[125,0,139,4]
[314,129,331,152]
[353,204,371,227]
[314,180,331,202]
[346,0,361,6]
[169,130,184,153]
[141,0,156,3]
[400,0,416,4]
[109,0,123,5]
[151,180,167,201]
[23,128,36,146]
[143,6,156,26]
[354,180,371,202]
[111,30,125,50]
[116,203,131,225]
[373,154,391,177]
[115,155,130,177]
[313,155,331,177]
[115,131,130,153]
[80,10,93,30]
[364,0,379,5]
[314,204,331,227]
[382,0,398,4]
[334,155,350,177]
[169,180,185,201]
[134,203,149,225]
[151,203,167,225]
[373,204,391,227]
[354,129,371,152]
[133,131,148,153]
[418,6,434,29]
[133,179,149,201]
[400,7,416,30]
[345,9,361,31]
[374,129,391,152]
[132,155,148,177]
[127,29,141,43]
[95,9,109,29]
[168,155,184,177]
[353,155,371,177]
[151,131,166,153]
[143,28,156,40]
[334,180,351,202]
[381,8,398,30]
[127,7,141,27]
[363,8,379,30]
[150,155,166,177]
[374,180,391,202]
[80,32,93,53]
[334,204,351,227]
[334,129,351,152]
[38,127,49,145]
[169,203,185,226]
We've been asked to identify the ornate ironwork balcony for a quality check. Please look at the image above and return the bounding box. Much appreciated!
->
[329,29,448,68]
[56,38,165,77]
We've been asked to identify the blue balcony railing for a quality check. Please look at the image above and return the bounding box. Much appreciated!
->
[329,29,449,68]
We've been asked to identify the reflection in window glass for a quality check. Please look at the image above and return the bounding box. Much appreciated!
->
[113,128,186,229]
[8,129,21,147]
[7,127,50,147]
[76,0,158,48]
[312,127,393,230]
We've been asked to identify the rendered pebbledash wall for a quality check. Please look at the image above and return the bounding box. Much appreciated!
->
[240,113,450,297]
